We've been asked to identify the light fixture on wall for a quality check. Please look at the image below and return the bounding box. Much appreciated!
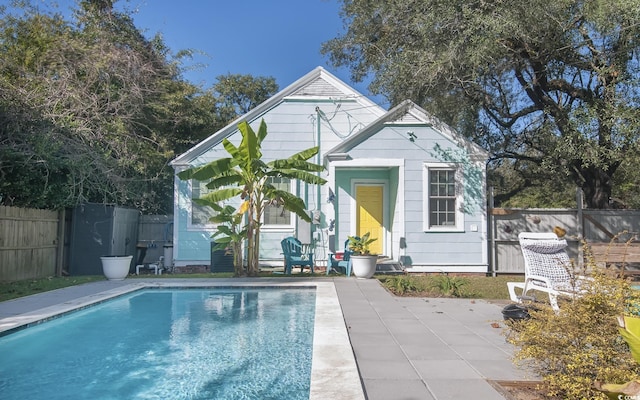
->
[407,131,417,142]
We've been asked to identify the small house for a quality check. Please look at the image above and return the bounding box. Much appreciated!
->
[170,67,489,273]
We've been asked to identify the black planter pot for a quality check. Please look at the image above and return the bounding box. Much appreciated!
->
[502,303,531,321]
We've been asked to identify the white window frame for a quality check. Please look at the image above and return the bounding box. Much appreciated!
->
[261,177,296,231]
[423,163,464,232]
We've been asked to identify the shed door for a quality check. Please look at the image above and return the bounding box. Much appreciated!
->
[356,185,384,255]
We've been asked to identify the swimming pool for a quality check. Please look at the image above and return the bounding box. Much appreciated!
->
[0,287,316,399]
[0,280,364,400]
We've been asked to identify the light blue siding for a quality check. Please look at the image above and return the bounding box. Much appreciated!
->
[339,123,487,270]
[173,99,383,267]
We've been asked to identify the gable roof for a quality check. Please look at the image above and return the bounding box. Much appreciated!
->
[171,67,385,166]
[325,99,489,162]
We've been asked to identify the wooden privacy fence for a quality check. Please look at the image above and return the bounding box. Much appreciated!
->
[2,202,638,280]
[0,206,174,282]
[0,206,62,281]
[489,207,640,275]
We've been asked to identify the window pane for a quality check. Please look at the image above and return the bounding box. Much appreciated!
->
[428,170,456,227]
[264,177,291,226]
[191,179,217,225]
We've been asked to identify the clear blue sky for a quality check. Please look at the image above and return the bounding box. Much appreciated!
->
[49,0,384,105]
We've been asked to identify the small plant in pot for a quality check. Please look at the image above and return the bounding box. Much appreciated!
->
[348,232,378,279]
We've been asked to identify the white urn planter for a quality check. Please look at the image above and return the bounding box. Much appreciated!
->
[351,255,378,279]
[100,255,133,281]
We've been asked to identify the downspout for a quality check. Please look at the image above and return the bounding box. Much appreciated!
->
[316,107,322,210]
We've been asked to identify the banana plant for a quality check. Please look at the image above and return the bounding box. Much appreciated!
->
[204,203,247,277]
[178,119,326,276]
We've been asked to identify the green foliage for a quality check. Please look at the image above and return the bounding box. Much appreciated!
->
[0,1,278,213]
[178,119,326,276]
[347,232,378,255]
[324,0,640,209]
[507,271,640,399]
[0,276,105,302]
[430,273,469,298]
[212,74,278,123]
[381,275,420,295]
[201,202,247,277]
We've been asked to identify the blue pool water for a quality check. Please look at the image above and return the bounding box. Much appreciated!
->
[0,288,316,400]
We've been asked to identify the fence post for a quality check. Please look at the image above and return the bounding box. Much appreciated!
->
[488,187,497,276]
[55,209,65,277]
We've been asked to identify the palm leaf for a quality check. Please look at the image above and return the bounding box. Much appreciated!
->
[205,174,243,190]
[237,121,261,166]
[269,158,325,173]
[197,188,243,203]
[277,191,312,222]
[237,200,250,215]
[177,158,235,181]
[287,146,320,161]
[270,169,327,185]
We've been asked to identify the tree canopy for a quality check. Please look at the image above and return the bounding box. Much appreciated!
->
[323,0,640,208]
[0,0,278,213]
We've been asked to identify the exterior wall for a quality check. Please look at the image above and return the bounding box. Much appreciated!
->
[336,123,488,272]
[173,98,383,267]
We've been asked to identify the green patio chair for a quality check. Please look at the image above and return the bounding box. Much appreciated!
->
[327,239,353,276]
[281,237,314,274]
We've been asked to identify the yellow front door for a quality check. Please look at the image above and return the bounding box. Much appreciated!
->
[356,185,384,255]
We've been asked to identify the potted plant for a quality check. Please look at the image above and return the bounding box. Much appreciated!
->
[348,233,378,279]
[100,255,133,280]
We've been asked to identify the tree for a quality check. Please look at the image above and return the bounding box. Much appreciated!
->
[178,120,326,276]
[211,74,279,125]
[0,0,183,212]
[322,0,640,208]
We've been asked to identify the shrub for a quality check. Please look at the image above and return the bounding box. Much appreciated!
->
[382,275,421,295]
[430,273,469,297]
[507,270,640,399]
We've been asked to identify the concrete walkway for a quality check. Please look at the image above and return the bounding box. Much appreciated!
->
[0,278,537,399]
[334,279,537,400]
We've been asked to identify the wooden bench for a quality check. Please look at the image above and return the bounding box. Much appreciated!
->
[586,242,640,276]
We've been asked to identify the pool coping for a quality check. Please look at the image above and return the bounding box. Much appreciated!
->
[0,280,364,400]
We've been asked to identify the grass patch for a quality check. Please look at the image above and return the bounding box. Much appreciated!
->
[0,272,519,302]
[378,274,515,300]
[0,276,106,302]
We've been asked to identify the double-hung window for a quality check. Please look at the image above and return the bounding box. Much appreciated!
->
[423,164,464,231]
[263,177,294,229]
[190,179,218,227]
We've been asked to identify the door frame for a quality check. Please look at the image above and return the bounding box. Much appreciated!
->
[350,179,388,256]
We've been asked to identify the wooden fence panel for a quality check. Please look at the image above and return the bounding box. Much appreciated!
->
[490,207,639,275]
[582,210,640,242]
[0,206,59,281]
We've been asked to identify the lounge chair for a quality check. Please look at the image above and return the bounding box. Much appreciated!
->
[327,239,353,276]
[281,237,314,274]
[507,232,586,311]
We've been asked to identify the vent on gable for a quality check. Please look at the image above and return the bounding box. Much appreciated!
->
[292,77,346,97]
[396,111,422,124]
